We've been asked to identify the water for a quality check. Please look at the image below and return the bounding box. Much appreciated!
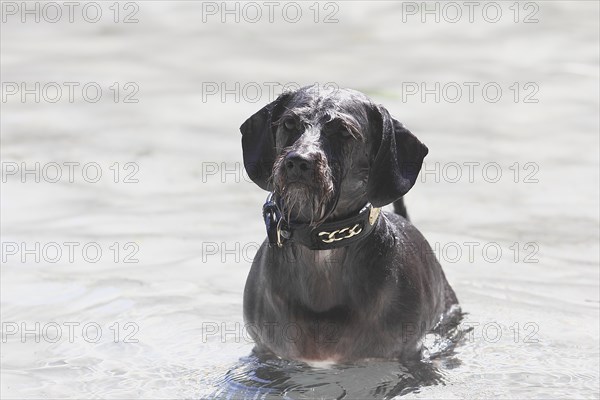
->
[1,1,598,398]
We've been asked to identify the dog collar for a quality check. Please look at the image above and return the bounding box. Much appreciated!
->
[262,193,381,250]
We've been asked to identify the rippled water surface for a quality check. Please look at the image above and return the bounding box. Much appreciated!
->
[1,1,599,399]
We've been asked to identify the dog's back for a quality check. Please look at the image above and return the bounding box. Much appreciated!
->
[393,198,409,220]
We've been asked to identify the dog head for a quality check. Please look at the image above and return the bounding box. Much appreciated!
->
[241,85,428,224]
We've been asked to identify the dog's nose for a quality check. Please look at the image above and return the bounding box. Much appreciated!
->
[285,152,313,177]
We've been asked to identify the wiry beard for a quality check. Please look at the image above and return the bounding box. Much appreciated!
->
[271,152,336,226]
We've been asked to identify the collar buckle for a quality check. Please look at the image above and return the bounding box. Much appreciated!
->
[262,193,282,247]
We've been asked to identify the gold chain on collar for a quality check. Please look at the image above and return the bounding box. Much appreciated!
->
[318,224,363,244]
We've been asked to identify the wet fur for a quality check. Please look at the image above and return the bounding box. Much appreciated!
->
[240,85,460,362]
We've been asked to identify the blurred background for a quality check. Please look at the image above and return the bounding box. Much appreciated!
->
[1,1,598,398]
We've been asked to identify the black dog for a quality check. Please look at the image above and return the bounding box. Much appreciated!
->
[240,85,459,362]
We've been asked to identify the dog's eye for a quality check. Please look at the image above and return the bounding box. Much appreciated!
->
[324,120,354,140]
[283,118,297,131]
[328,127,353,140]
[339,128,353,139]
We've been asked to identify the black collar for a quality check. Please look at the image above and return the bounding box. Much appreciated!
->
[262,193,381,250]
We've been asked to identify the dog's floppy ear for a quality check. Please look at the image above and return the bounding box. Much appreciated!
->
[366,104,428,207]
[240,92,291,191]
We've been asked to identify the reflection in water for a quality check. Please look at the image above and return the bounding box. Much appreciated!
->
[211,324,469,399]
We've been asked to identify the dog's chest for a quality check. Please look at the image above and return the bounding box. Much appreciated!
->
[313,249,336,266]
[292,247,346,273]
[284,247,350,311]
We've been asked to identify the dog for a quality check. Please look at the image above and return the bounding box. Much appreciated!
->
[240,85,460,363]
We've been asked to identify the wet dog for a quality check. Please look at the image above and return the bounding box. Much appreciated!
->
[240,85,459,362]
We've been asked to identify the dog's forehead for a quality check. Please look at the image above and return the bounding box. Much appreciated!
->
[283,87,370,123]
